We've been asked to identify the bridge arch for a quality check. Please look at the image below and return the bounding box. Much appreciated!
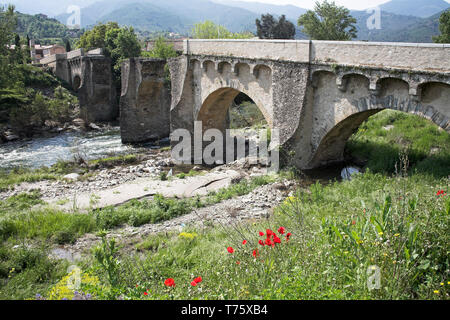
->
[72,74,82,91]
[307,79,450,168]
[197,87,273,133]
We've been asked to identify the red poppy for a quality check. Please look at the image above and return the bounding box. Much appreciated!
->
[258,240,265,246]
[437,190,447,196]
[194,277,202,284]
[164,278,175,287]
[265,238,274,247]
[286,233,292,242]
[227,247,234,254]
[253,249,259,258]
[191,281,197,287]
[242,240,247,245]
[274,235,281,244]
[144,291,148,296]
[352,220,356,225]
[266,229,274,237]
[259,231,264,237]
[236,261,241,265]
[278,227,286,235]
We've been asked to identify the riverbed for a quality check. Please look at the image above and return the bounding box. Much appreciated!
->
[0,128,156,170]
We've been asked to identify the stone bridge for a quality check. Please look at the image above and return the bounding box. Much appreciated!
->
[41,48,117,122]
[121,40,450,169]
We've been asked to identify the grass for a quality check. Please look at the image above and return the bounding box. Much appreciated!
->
[0,109,449,300]
[347,110,450,177]
[64,171,449,300]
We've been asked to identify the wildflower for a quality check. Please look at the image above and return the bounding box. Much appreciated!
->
[227,247,234,254]
[252,249,259,258]
[266,229,274,237]
[259,240,265,246]
[265,238,274,247]
[273,235,281,244]
[236,261,241,265]
[259,231,265,237]
[286,232,292,242]
[434,290,439,294]
[378,232,384,236]
[436,190,447,196]
[191,281,197,287]
[242,240,247,245]
[440,282,444,286]
[351,220,356,225]
[278,227,286,235]
[394,233,400,237]
[144,292,148,296]
[164,278,175,287]
[193,277,202,284]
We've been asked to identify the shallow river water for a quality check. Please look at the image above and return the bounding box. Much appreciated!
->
[0,128,153,170]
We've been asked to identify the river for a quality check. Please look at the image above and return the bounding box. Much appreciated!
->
[0,128,156,170]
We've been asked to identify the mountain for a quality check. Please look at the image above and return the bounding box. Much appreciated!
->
[13,11,82,40]
[379,0,449,18]
[212,0,306,22]
[56,0,259,33]
[0,0,97,16]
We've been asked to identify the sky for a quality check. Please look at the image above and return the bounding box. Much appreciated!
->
[234,0,450,10]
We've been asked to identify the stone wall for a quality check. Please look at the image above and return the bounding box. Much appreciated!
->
[41,49,117,123]
[120,58,171,143]
[184,40,450,72]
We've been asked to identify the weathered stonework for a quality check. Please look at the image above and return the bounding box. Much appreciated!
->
[123,40,450,169]
[41,49,117,122]
[119,58,171,143]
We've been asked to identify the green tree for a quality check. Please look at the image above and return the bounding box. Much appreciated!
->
[256,14,296,39]
[0,5,19,88]
[433,9,450,43]
[297,0,357,40]
[77,22,142,92]
[142,37,178,60]
[191,21,253,39]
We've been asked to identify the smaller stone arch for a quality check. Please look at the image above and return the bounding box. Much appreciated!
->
[72,74,82,91]
[377,77,410,98]
[253,64,272,79]
[202,60,216,73]
[218,61,232,74]
[337,73,371,92]
[311,70,335,88]
[233,62,250,76]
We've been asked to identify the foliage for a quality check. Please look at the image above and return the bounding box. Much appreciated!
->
[347,110,450,177]
[0,243,68,300]
[14,12,82,40]
[298,0,357,40]
[77,22,142,90]
[433,9,450,43]
[191,21,254,39]
[256,14,296,39]
[141,37,178,60]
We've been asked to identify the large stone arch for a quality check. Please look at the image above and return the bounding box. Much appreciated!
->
[306,78,450,168]
[197,86,273,133]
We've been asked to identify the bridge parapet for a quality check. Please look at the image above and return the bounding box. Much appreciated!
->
[184,40,450,73]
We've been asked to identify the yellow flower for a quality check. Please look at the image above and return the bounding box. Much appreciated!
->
[440,282,444,286]
[178,232,198,240]
[394,233,400,237]
[434,290,439,294]
[378,232,384,236]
